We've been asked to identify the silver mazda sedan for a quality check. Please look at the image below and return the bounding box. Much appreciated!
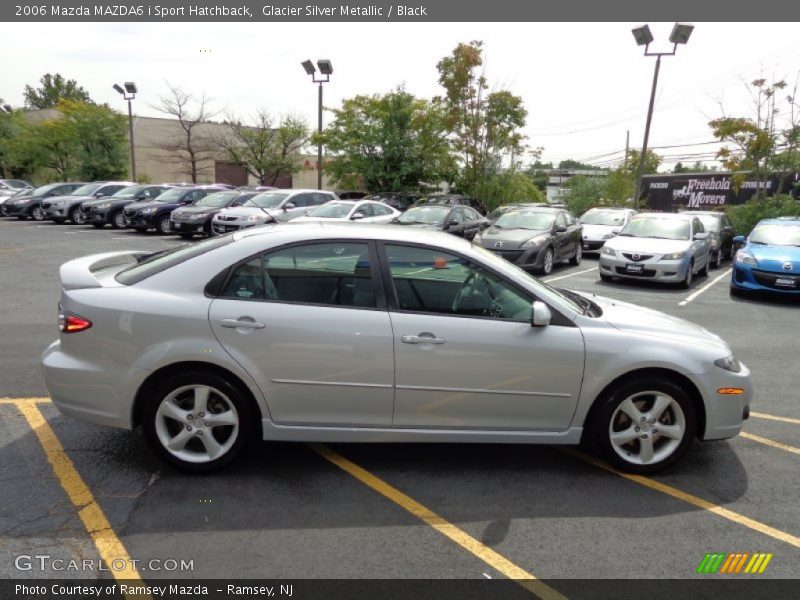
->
[42,224,751,474]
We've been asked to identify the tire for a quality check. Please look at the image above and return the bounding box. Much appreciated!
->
[30,205,45,221]
[91,223,104,229]
[179,232,194,240]
[69,206,85,225]
[589,375,697,474]
[712,250,721,269]
[142,371,254,473]
[599,273,613,282]
[699,256,709,278]
[110,210,126,229]
[569,242,582,266]
[680,261,694,289]
[538,247,555,275]
[156,214,171,235]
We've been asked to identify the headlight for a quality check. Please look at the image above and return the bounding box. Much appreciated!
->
[602,233,615,240]
[95,203,110,209]
[245,215,261,222]
[714,356,741,373]
[660,252,686,260]
[141,207,154,214]
[51,201,63,207]
[735,251,757,267]
[521,235,548,248]
[601,246,616,256]
[191,213,207,220]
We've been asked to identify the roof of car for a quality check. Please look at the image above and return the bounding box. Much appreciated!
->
[760,217,800,224]
[681,210,724,216]
[634,212,695,220]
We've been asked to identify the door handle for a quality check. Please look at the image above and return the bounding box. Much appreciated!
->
[402,334,446,345]
[221,318,265,329]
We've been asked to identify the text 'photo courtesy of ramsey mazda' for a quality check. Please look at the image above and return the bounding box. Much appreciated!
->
[41,224,751,475]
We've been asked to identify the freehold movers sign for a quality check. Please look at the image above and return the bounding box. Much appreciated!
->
[642,172,798,210]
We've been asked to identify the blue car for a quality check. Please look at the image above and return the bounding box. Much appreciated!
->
[730,217,800,296]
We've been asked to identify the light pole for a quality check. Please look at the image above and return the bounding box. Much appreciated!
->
[301,59,333,190]
[631,23,693,208]
[113,82,138,181]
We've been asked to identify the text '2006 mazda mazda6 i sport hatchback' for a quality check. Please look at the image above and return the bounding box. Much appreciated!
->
[42,224,752,474]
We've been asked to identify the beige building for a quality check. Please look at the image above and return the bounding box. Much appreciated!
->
[25,109,331,189]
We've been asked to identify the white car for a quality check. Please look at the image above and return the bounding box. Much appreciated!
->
[292,200,400,224]
[578,207,637,253]
[212,189,337,234]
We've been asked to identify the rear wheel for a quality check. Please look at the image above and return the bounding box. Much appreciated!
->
[569,243,582,266]
[69,206,85,224]
[110,210,125,229]
[142,372,254,473]
[712,250,721,269]
[590,376,697,474]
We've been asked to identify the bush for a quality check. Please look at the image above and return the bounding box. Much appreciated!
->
[472,171,544,212]
[724,195,800,236]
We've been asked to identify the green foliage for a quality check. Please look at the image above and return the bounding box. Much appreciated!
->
[624,149,661,178]
[221,111,308,185]
[435,41,527,194]
[24,73,92,109]
[724,195,800,236]
[557,159,601,171]
[473,171,545,212]
[317,86,455,192]
[0,108,37,179]
[562,168,636,217]
[673,161,718,173]
[57,100,128,180]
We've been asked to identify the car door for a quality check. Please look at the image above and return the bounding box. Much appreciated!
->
[444,208,467,237]
[208,240,395,427]
[460,207,483,240]
[553,212,571,259]
[381,243,584,430]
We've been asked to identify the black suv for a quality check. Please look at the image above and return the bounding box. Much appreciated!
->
[123,185,225,234]
[81,185,173,229]
[170,191,258,238]
[411,193,488,215]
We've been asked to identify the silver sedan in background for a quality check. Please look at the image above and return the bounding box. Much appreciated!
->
[599,212,712,288]
[42,224,750,474]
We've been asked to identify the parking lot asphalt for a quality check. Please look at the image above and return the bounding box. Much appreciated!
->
[1,217,799,592]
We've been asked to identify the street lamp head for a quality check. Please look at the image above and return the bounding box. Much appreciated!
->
[1,104,12,113]
[301,60,316,75]
[317,59,333,76]
[669,23,694,45]
[124,82,138,94]
[113,83,125,95]
[631,25,654,47]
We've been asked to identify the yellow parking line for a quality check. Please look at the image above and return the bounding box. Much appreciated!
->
[562,447,800,549]
[0,396,51,404]
[751,411,800,426]
[15,401,147,596]
[741,432,800,456]
[310,443,566,600]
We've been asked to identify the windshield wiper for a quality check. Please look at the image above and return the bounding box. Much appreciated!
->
[557,287,590,316]
[749,240,767,245]
[617,233,636,237]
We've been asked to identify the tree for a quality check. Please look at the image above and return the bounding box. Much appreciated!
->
[152,83,221,183]
[24,73,91,109]
[219,111,309,185]
[435,41,528,194]
[317,87,455,191]
[624,149,661,178]
[557,159,601,171]
[673,161,717,173]
[58,100,128,180]
[473,171,545,211]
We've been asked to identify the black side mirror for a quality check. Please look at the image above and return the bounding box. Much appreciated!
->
[722,225,734,233]
[136,193,147,200]
[182,197,193,204]
[556,225,568,233]
[447,219,460,228]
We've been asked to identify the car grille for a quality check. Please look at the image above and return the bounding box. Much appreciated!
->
[492,249,524,262]
[123,208,136,217]
[622,253,654,262]
[751,269,800,290]
[615,266,656,277]
[218,216,238,222]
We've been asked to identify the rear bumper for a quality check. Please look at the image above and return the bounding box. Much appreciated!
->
[41,340,148,430]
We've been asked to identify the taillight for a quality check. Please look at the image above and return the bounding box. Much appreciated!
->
[58,306,92,333]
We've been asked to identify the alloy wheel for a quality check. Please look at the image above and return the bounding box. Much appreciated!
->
[112,211,126,229]
[608,391,686,466]
[542,248,554,275]
[31,206,45,221]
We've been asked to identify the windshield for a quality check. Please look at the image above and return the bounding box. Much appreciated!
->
[749,224,800,246]
[619,216,691,240]
[112,185,145,198]
[33,183,62,197]
[579,210,628,226]
[244,192,289,209]
[154,188,188,202]
[494,211,555,230]
[694,215,721,232]
[308,202,354,218]
[70,183,102,196]
[398,205,450,225]
[196,191,239,207]
[422,196,455,206]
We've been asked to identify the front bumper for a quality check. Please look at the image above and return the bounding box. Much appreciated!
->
[171,218,209,233]
[41,340,150,430]
[3,202,30,216]
[599,254,690,282]
[212,220,263,234]
[731,265,800,294]
[697,361,753,441]
[89,208,110,224]
[484,244,547,269]
[581,239,607,252]
[43,204,68,219]
[123,212,155,228]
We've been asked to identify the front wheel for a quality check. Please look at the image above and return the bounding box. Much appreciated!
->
[30,205,45,221]
[699,256,709,277]
[69,206,85,225]
[712,250,721,269]
[590,376,697,474]
[538,247,555,275]
[156,214,171,235]
[680,261,694,289]
[142,372,254,473]
[569,243,582,266]
[110,210,126,229]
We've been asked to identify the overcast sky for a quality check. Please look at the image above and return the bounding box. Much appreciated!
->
[2,22,799,170]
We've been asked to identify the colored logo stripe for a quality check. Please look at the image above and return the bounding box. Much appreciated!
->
[697,552,773,574]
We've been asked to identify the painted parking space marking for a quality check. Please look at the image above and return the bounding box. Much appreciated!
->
[9,399,147,597]
[543,266,598,283]
[310,443,566,600]
[751,411,800,426]
[678,268,732,306]
[741,432,800,456]
[562,447,800,549]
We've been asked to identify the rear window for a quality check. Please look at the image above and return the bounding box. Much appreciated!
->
[115,236,233,285]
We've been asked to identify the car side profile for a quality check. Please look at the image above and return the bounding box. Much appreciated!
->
[123,185,224,234]
[2,182,86,220]
[682,210,736,269]
[82,185,173,229]
[42,224,751,475]
[212,189,338,234]
[43,182,134,224]
[292,199,401,224]
[393,204,490,240]
[599,212,712,288]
